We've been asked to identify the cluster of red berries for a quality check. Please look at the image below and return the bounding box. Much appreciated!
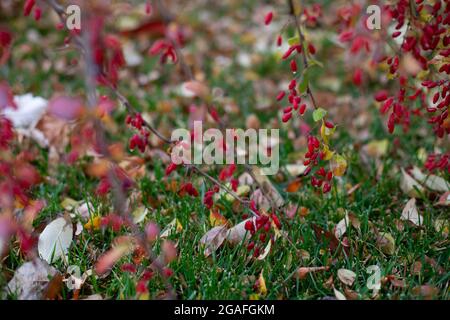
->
[243,208,280,258]
[23,0,42,21]
[425,153,450,174]
[303,136,332,193]
[203,185,220,209]
[179,182,199,197]
[125,113,150,153]
[377,0,450,137]
[148,39,177,64]
[218,164,239,191]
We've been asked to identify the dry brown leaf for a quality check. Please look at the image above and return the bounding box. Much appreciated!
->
[411,285,439,299]
[225,218,254,245]
[411,166,450,193]
[436,191,450,206]
[199,226,227,257]
[295,266,329,279]
[333,287,347,300]
[6,258,58,300]
[400,198,423,226]
[400,168,424,197]
[337,269,356,286]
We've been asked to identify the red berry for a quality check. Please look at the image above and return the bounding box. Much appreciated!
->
[264,12,273,25]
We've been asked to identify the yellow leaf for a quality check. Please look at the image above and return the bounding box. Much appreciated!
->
[160,218,183,238]
[209,210,228,227]
[320,121,336,145]
[60,197,79,211]
[330,154,347,176]
[257,271,267,296]
[322,144,334,161]
[364,139,388,158]
[84,216,102,231]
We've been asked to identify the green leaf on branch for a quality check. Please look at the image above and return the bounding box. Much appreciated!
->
[312,107,327,122]
[287,36,300,46]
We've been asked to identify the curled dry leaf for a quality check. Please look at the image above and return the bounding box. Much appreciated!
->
[334,211,360,239]
[6,258,58,300]
[38,217,73,264]
[256,240,271,260]
[411,166,450,193]
[436,191,450,206]
[199,226,227,257]
[400,198,423,226]
[400,168,424,198]
[337,269,356,286]
[295,266,329,280]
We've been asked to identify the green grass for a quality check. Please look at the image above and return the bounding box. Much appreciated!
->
[0,2,449,300]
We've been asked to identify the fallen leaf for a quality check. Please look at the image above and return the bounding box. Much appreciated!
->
[132,206,148,224]
[400,198,423,226]
[333,287,347,300]
[436,191,450,206]
[312,224,342,254]
[199,226,227,257]
[257,271,267,296]
[225,218,254,245]
[411,166,450,193]
[256,240,271,260]
[400,168,424,197]
[334,214,350,239]
[38,217,73,264]
[44,273,63,299]
[376,232,396,255]
[434,217,449,237]
[344,287,359,300]
[2,93,47,128]
[6,258,58,300]
[285,164,307,176]
[295,266,329,279]
[412,285,439,299]
[363,139,389,158]
[160,218,183,238]
[209,210,228,227]
[337,269,356,286]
